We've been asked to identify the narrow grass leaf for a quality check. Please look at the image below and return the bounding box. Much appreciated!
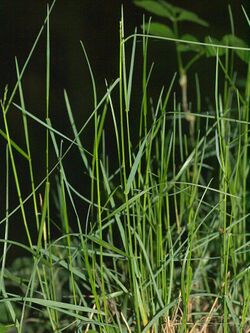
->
[0,129,29,160]
[0,324,14,333]
[64,89,91,173]
[86,235,128,258]
[4,1,56,113]
[134,231,164,308]
[242,6,250,26]
[124,134,148,195]
[225,295,241,331]
[141,300,177,333]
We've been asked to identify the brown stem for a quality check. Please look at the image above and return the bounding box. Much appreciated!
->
[179,73,195,140]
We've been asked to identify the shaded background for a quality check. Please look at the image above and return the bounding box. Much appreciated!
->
[0,0,249,257]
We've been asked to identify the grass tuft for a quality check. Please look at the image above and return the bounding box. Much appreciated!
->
[0,2,250,333]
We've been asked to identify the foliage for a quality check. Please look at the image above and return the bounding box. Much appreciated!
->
[0,1,250,333]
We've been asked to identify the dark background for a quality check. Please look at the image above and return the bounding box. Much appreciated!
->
[0,1,249,257]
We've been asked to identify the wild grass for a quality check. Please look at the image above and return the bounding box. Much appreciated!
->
[0,2,250,333]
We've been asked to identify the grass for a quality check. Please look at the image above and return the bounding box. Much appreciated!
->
[0,2,250,333]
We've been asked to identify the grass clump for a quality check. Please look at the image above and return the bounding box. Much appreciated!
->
[0,2,250,333]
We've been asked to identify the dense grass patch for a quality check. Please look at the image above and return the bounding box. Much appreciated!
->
[0,2,250,333]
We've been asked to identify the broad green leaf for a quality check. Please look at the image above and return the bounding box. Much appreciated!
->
[135,1,209,27]
[143,22,175,39]
[177,9,209,26]
[178,34,202,53]
[222,34,250,63]
[181,34,199,42]
[158,0,178,15]
[134,0,174,20]
[204,36,226,57]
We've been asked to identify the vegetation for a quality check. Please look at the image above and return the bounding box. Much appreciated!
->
[0,1,249,332]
